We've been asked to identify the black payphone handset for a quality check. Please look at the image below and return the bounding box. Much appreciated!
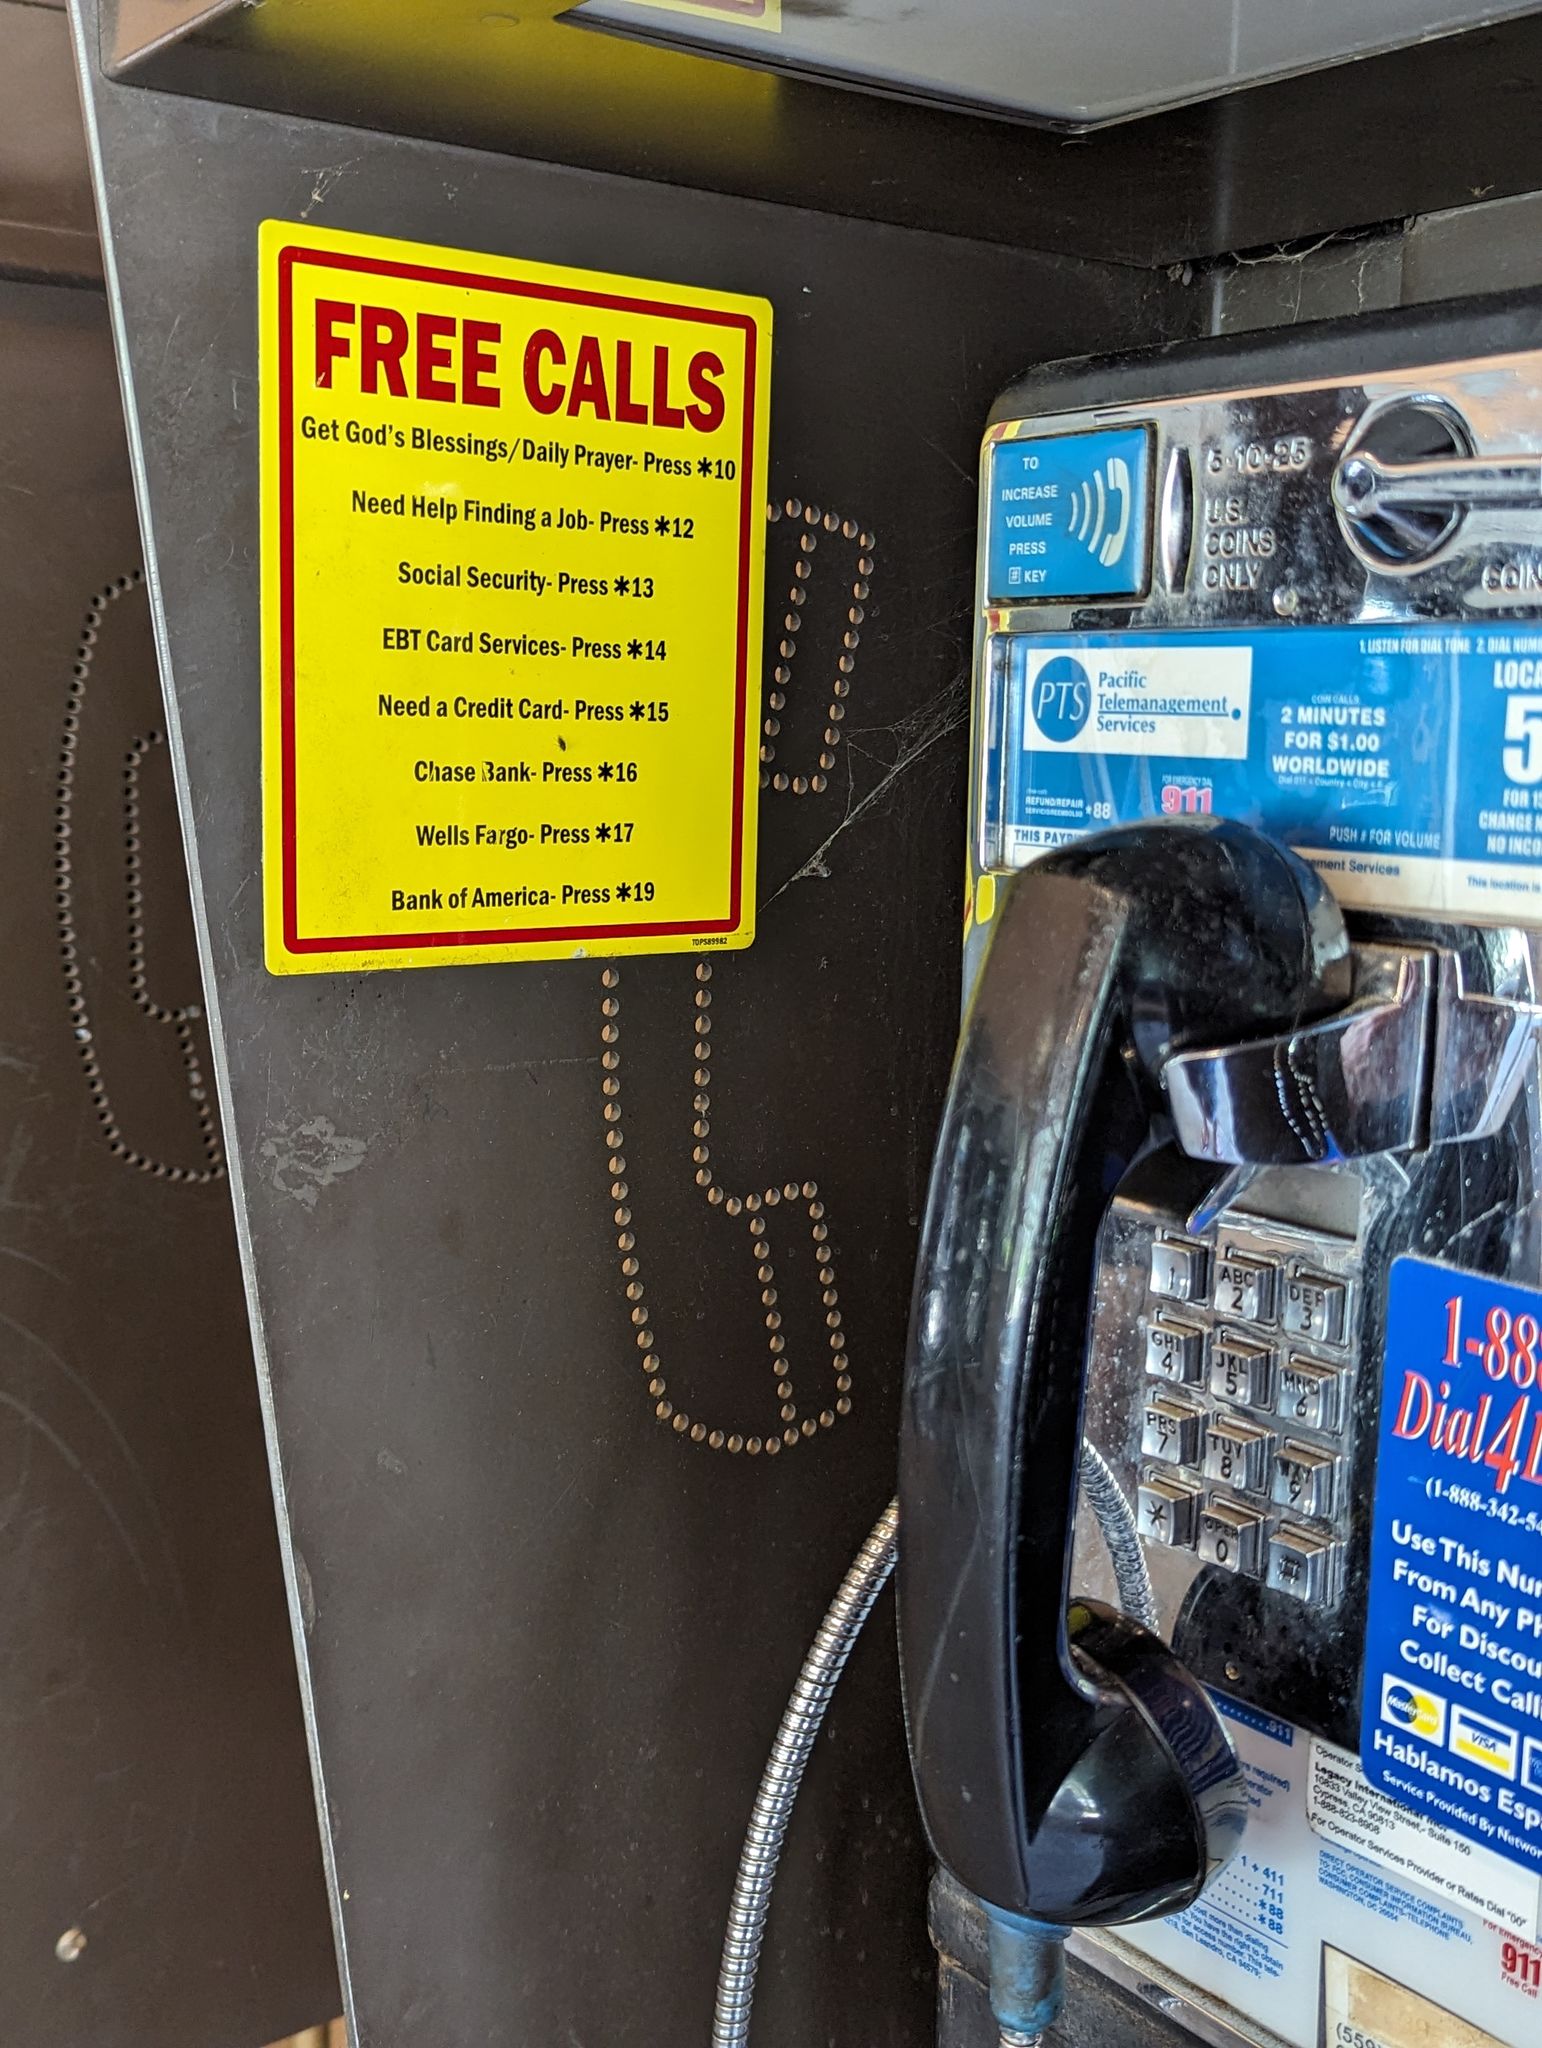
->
[896,819,1352,1976]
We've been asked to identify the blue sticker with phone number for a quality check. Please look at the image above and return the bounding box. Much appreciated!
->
[1363,1256,1542,1875]
[982,623,1542,922]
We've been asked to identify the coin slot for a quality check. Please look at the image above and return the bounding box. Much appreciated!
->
[1335,394,1473,571]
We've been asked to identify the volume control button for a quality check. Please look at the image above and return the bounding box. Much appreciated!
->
[1159,442,1192,592]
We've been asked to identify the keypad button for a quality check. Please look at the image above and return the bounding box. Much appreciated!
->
[1267,1523,1341,1604]
[1203,1414,1274,1494]
[1282,1272,1348,1346]
[1142,1393,1204,1466]
[1276,1355,1348,1434]
[1213,1253,1278,1326]
[1197,1496,1266,1576]
[1150,1238,1209,1304]
[1137,1471,1201,1549]
[1209,1330,1274,1408]
[1273,1440,1340,1520]
[1146,1317,1205,1385]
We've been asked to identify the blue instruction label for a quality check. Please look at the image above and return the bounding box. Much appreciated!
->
[1363,1257,1542,1875]
[982,623,1542,922]
[985,428,1151,603]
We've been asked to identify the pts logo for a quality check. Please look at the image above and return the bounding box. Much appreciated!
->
[1028,656,1091,744]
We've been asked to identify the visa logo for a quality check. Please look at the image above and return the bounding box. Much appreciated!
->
[1450,1704,1519,1779]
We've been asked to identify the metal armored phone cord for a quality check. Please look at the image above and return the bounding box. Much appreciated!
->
[712,1498,899,2048]
[710,1450,1156,2048]
[1077,1440,1159,1633]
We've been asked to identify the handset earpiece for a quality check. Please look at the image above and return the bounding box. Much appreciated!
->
[898,817,1351,1926]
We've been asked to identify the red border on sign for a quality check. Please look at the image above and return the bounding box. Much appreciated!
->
[275,243,759,955]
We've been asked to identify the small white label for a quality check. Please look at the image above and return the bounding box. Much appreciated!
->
[1307,1740,1541,1941]
[1021,643,1251,757]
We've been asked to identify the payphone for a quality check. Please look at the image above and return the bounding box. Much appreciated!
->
[905,305,1542,2047]
[719,303,1542,2048]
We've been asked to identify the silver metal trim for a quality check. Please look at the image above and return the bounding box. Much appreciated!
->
[64,3,361,2034]
[1067,1930,1298,2048]
[1167,943,1436,1165]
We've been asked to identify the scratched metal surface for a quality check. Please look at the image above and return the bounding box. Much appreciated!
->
[68,20,1198,2041]
[0,277,337,2044]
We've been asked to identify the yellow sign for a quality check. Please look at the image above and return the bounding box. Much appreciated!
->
[259,222,770,972]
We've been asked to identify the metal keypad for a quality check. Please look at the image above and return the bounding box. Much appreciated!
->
[1133,1205,1355,1606]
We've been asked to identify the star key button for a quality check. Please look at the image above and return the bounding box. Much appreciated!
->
[1137,1472,1200,1549]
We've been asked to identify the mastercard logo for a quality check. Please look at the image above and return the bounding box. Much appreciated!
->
[1381,1675,1447,1744]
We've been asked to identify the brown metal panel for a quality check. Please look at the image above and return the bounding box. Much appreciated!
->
[0,1,102,282]
[67,22,1196,2034]
[0,275,337,2046]
[89,0,1542,270]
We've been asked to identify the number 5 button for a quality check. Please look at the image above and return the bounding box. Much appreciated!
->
[1210,1331,1273,1407]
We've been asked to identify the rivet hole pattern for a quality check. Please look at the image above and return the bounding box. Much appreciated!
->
[600,960,853,1456]
[56,575,225,1183]
[761,499,874,798]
